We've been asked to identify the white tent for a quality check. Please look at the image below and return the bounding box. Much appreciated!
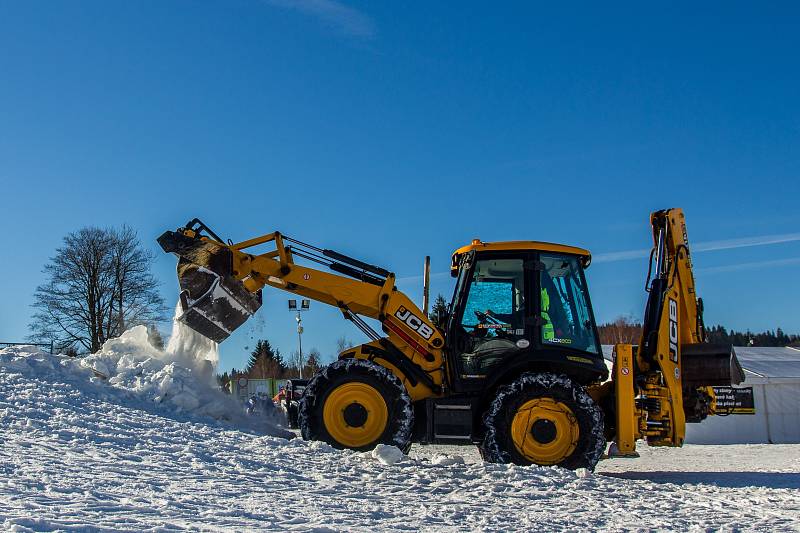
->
[602,345,800,444]
[686,347,800,444]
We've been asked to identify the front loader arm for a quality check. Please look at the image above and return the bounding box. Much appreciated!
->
[158,220,447,400]
[231,232,394,319]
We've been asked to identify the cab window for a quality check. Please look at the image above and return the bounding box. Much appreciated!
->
[458,259,525,374]
[539,254,599,354]
[462,280,514,329]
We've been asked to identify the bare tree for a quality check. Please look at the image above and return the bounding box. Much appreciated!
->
[335,336,354,355]
[303,348,322,377]
[28,226,166,353]
[284,353,300,379]
[108,226,158,332]
[597,316,642,345]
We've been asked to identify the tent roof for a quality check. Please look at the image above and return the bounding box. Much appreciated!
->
[732,346,800,378]
[601,345,800,378]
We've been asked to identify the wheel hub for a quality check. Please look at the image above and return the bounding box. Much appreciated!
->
[530,418,557,444]
[343,402,368,428]
[322,382,388,448]
[510,398,579,466]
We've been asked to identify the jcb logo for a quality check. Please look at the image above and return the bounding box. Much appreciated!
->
[668,298,678,363]
[395,306,434,340]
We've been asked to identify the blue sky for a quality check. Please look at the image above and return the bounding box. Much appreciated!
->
[1,1,798,371]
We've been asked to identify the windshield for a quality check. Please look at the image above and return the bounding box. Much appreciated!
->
[539,254,599,354]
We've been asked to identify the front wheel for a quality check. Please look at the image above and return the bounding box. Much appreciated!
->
[479,372,605,470]
[299,359,413,452]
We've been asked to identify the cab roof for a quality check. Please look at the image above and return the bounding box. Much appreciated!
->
[450,239,592,276]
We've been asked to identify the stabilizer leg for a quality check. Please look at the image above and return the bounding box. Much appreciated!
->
[609,343,640,458]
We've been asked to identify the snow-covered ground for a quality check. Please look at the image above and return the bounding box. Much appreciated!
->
[2,343,799,532]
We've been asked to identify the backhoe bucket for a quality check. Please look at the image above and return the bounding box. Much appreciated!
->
[158,230,262,343]
[681,343,746,387]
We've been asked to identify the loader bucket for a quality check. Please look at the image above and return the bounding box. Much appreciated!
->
[158,230,262,343]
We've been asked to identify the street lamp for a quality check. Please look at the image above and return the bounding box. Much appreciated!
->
[288,299,310,377]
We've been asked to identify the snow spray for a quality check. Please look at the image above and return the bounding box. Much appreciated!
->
[165,302,220,386]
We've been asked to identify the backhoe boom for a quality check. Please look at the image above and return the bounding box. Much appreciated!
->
[609,208,744,454]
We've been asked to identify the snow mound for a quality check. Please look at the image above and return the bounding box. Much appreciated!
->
[3,303,290,437]
[80,304,287,434]
[81,325,231,419]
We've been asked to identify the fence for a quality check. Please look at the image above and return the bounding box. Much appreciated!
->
[0,341,54,354]
[229,377,287,402]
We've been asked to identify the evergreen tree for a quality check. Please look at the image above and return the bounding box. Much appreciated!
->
[226,367,242,393]
[603,322,799,348]
[705,325,798,347]
[246,339,286,378]
[429,294,449,331]
[216,370,231,393]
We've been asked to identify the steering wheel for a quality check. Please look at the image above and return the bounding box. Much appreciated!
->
[474,309,491,323]
[472,309,509,339]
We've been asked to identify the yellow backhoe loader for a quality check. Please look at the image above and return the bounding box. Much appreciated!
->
[158,208,746,470]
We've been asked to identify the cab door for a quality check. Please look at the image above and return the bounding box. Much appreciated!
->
[446,252,533,392]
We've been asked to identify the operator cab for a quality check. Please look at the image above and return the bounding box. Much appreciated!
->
[446,240,606,392]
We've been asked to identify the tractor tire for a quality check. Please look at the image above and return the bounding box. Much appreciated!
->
[299,359,413,453]
[479,372,605,471]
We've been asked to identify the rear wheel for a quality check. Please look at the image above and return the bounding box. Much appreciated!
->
[299,359,413,452]
[479,372,605,470]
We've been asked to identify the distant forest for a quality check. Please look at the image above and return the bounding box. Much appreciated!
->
[705,325,800,348]
[597,317,800,347]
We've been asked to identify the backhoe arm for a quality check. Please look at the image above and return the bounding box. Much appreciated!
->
[639,208,705,369]
[610,208,744,453]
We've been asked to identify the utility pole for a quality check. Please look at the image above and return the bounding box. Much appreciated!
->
[296,312,303,378]
[288,299,310,378]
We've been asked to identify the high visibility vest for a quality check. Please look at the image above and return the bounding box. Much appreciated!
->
[541,288,554,341]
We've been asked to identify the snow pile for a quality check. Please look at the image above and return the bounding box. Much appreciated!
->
[77,305,284,433]
[80,325,229,417]
[1,337,288,438]
[3,305,288,436]
[2,345,800,530]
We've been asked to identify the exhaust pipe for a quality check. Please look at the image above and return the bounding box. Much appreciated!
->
[422,255,430,315]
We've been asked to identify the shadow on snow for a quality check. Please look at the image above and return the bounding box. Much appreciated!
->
[602,471,800,489]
